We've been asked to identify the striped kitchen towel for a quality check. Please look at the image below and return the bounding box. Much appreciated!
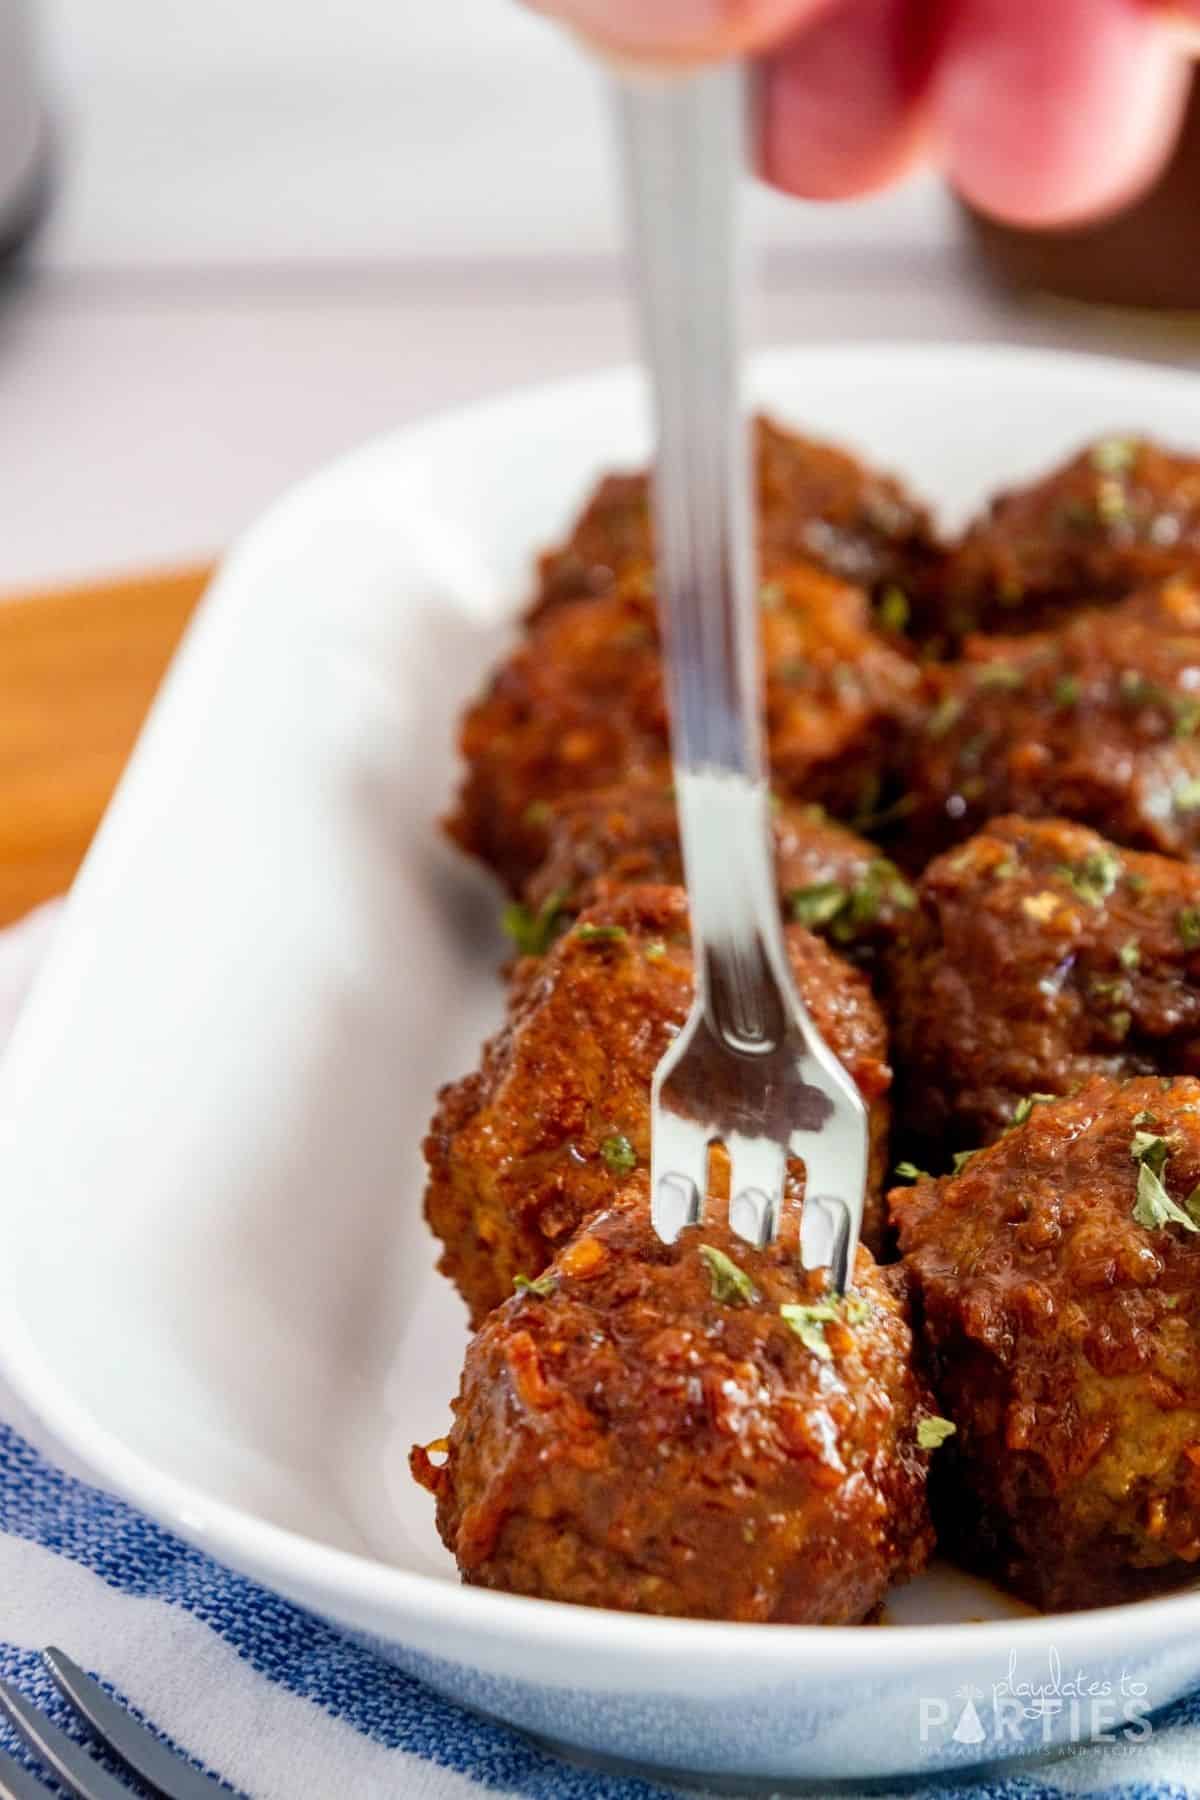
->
[2,905,1200,1800]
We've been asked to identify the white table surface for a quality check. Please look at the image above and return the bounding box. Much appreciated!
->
[4,0,1200,591]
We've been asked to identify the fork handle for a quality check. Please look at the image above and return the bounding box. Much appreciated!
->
[616,64,762,789]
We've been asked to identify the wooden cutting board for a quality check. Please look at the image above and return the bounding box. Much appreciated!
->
[0,565,212,926]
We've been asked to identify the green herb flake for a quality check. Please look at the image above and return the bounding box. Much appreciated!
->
[1132,1109,1157,1127]
[1133,1160,1200,1235]
[1119,940,1142,971]
[789,882,848,929]
[877,586,911,633]
[917,1416,957,1451]
[513,1272,556,1299]
[994,859,1019,880]
[1055,849,1122,908]
[779,1301,840,1362]
[1096,478,1128,525]
[975,663,1024,693]
[1176,778,1200,813]
[926,695,964,739]
[894,1161,929,1183]
[1108,1009,1132,1040]
[1011,1093,1057,1129]
[1127,872,1149,896]
[1091,437,1137,475]
[1131,1131,1170,1177]
[699,1244,758,1307]
[1175,702,1200,740]
[502,889,568,958]
[1053,675,1081,710]
[643,938,667,963]
[951,1148,980,1175]
[1188,1189,1200,1227]
[600,1133,637,1177]
[575,922,628,945]
[1179,907,1200,951]
[521,799,553,828]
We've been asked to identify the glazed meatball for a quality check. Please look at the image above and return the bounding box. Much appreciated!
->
[902,578,1200,868]
[424,884,893,1325]
[413,1199,937,1622]
[895,1075,1200,1611]
[940,435,1200,645]
[888,816,1200,1155]
[519,779,916,972]
[534,414,940,624]
[448,559,922,892]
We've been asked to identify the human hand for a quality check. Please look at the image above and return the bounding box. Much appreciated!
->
[532,0,1198,226]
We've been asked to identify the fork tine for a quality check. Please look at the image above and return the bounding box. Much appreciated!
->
[0,1747,56,1800]
[651,1110,711,1241]
[44,1650,228,1798]
[727,1134,786,1247]
[0,1683,132,1800]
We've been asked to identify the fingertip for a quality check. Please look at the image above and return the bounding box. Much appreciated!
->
[758,0,934,201]
[934,0,1192,228]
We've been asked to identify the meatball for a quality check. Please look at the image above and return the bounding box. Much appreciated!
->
[940,435,1200,645]
[888,816,1200,1155]
[534,414,940,625]
[902,578,1200,868]
[518,779,916,972]
[448,559,922,892]
[413,1199,937,1622]
[894,1075,1200,1611]
[424,884,893,1326]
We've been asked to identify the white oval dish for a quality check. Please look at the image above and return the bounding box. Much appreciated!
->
[2,345,1200,1787]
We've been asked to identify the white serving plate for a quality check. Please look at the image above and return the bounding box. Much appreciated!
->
[3,344,1200,1789]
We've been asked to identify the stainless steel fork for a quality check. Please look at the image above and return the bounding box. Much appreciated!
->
[616,64,868,1289]
[0,1648,225,1799]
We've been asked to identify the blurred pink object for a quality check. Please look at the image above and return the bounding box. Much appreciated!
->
[0,900,60,1057]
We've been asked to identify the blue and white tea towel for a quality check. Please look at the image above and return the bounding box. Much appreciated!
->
[2,904,1199,1800]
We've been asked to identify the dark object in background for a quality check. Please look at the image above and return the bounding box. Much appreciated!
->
[963,73,1200,311]
[0,0,51,264]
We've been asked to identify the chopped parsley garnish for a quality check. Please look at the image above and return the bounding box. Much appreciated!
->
[1179,907,1200,950]
[1132,1109,1157,1126]
[1175,702,1200,740]
[1119,940,1141,971]
[1130,1129,1200,1235]
[894,1161,929,1182]
[1126,872,1149,896]
[975,663,1024,693]
[1090,436,1136,475]
[780,1300,840,1361]
[1176,778,1200,813]
[502,889,568,957]
[926,695,963,739]
[789,861,916,943]
[513,1272,556,1299]
[1130,1131,1169,1177]
[789,882,848,929]
[951,1148,979,1175]
[699,1245,758,1307]
[1010,1093,1056,1129]
[643,938,667,963]
[876,586,911,633]
[1096,478,1128,524]
[575,922,628,945]
[1108,1009,1132,1040]
[600,1133,637,1177]
[1054,849,1121,907]
[917,1416,957,1451]
[522,799,553,828]
[1053,675,1081,710]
